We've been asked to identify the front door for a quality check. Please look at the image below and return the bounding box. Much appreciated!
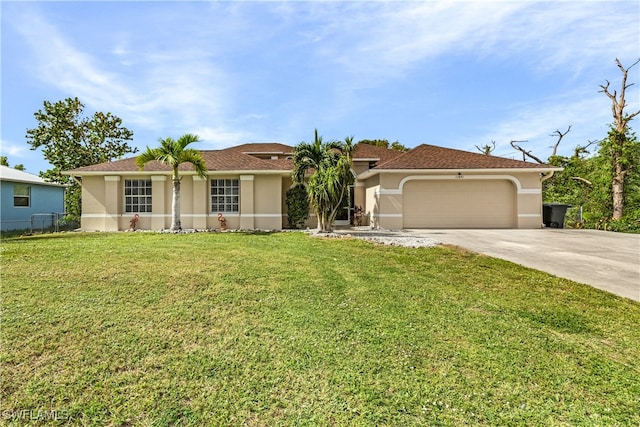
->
[334,185,355,226]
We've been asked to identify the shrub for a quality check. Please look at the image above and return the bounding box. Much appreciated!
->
[285,184,309,229]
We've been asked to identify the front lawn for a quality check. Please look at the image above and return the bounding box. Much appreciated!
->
[1,232,638,425]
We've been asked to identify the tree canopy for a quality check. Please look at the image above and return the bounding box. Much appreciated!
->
[0,156,25,171]
[357,139,408,152]
[26,97,136,222]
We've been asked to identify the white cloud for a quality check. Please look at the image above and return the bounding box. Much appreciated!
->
[5,0,637,162]
[192,126,258,149]
[11,7,239,146]
[0,140,27,158]
[471,91,614,160]
[304,1,637,84]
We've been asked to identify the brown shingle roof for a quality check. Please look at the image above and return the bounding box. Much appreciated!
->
[68,147,292,174]
[352,143,404,164]
[202,150,290,171]
[375,144,552,169]
[65,142,553,175]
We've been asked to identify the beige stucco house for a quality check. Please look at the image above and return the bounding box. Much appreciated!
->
[64,142,560,231]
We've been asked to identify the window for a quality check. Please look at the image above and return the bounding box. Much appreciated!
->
[13,184,30,207]
[125,179,152,213]
[211,179,239,212]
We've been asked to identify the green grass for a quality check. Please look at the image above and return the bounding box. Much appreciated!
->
[1,232,639,426]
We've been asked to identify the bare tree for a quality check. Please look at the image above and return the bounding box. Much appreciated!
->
[510,139,543,164]
[475,140,496,155]
[598,58,640,219]
[549,126,572,157]
[510,126,572,164]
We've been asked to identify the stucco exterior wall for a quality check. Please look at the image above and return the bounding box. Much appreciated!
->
[74,164,547,232]
[106,173,288,231]
[365,183,381,229]
[80,176,108,231]
[253,174,283,230]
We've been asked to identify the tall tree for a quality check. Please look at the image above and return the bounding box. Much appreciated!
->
[26,97,135,222]
[136,134,207,231]
[293,130,354,232]
[598,58,640,219]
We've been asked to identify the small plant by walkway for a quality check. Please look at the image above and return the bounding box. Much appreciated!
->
[1,232,638,425]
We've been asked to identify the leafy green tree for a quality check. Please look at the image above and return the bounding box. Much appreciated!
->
[542,134,640,232]
[358,139,408,152]
[136,134,207,231]
[25,97,135,223]
[358,139,389,148]
[293,130,354,232]
[0,157,25,171]
[390,141,409,152]
[592,129,640,230]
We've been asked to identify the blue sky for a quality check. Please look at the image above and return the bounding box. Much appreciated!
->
[1,1,639,175]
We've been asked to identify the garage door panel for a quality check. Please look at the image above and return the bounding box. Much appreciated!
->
[403,180,515,228]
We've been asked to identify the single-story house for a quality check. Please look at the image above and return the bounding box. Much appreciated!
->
[64,142,560,231]
[0,166,66,231]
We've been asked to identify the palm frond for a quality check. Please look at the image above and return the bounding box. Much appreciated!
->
[176,134,201,151]
[180,149,208,178]
[135,147,162,170]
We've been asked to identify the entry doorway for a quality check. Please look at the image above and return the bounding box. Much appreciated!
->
[334,185,355,226]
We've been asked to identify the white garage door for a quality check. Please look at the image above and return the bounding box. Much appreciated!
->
[403,179,516,228]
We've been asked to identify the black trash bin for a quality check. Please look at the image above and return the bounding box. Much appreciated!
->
[543,203,571,228]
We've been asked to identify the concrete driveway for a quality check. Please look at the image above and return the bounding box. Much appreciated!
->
[406,229,640,302]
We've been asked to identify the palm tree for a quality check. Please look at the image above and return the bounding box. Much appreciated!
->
[136,134,207,231]
[293,130,354,232]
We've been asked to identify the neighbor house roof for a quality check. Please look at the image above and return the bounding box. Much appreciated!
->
[352,143,405,164]
[375,144,555,170]
[223,142,293,155]
[0,165,65,187]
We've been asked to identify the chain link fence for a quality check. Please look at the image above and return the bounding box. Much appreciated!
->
[0,213,74,235]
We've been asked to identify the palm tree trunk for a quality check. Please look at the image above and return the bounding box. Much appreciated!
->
[319,212,332,233]
[171,178,181,231]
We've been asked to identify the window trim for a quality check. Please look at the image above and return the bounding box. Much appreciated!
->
[13,184,30,207]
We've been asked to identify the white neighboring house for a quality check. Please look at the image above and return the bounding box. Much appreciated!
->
[0,166,66,232]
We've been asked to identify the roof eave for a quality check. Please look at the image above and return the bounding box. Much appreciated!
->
[63,169,293,177]
[357,167,563,180]
[0,177,67,187]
